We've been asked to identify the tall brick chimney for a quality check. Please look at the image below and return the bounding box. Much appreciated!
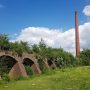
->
[75,11,80,57]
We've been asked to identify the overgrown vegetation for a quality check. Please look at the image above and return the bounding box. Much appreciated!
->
[0,66,90,90]
[0,34,90,80]
[79,49,90,66]
[24,65,33,76]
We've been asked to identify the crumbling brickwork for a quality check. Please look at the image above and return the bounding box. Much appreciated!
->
[0,51,41,79]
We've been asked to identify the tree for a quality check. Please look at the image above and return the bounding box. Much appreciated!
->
[0,34,10,50]
[20,41,32,53]
[80,49,90,66]
[32,38,48,59]
[32,44,39,53]
[10,41,32,56]
[10,42,23,56]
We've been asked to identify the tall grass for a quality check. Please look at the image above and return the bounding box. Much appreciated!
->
[0,66,90,90]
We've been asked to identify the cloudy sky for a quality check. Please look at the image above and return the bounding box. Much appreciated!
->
[0,0,90,55]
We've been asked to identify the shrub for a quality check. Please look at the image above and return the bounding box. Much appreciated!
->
[80,49,90,66]
[2,74,10,82]
[24,65,33,76]
[38,59,48,73]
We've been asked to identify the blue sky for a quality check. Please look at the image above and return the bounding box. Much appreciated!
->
[0,0,90,35]
[0,0,90,54]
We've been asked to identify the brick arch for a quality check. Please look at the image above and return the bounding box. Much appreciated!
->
[21,53,37,62]
[0,52,28,79]
[0,51,19,62]
[47,59,56,69]
[22,57,41,75]
[0,51,41,78]
[0,55,17,72]
[23,58,34,66]
[47,60,53,66]
[0,55,17,77]
[0,55,18,62]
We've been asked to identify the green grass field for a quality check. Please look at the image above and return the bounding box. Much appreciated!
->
[0,66,90,90]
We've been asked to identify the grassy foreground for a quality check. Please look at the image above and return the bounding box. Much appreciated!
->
[0,66,90,90]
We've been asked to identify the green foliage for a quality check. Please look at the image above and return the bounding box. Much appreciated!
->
[0,67,90,90]
[0,34,32,56]
[14,76,26,81]
[38,38,48,59]
[46,48,76,68]
[32,38,76,68]
[62,52,77,67]
[42,69,56,75]
[2,74,10,82]
[80,49,90,66]
[0,58,8,75]
[20,41,32,54]
[10,42,23,56]
[38,59,48,73]
[0,34,10,50]
[1,34,90,74]
[24,65,33,76]
[32,44,39,53]
[10,41,32,56]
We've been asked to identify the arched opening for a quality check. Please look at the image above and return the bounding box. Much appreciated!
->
[23,58,34,66]
[0,55,17,77]
[23,58,34,76]
[23,58,41,76]
[48,60,53,66]
[47,59,56,69]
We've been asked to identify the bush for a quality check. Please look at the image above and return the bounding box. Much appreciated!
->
[2,74,10,82]
[80,49,90,66]
[24,65,33,76]
[38,59,48,73]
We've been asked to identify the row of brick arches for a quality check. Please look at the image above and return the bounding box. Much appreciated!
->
[0,51,41,79]
[0,51,56,79]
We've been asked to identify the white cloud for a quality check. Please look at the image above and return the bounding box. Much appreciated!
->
[83,5,90,16]
[79,22,90,49]
[11,22,90,55]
